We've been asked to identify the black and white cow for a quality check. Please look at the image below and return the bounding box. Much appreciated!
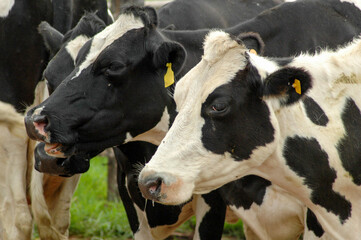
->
[0,0,72,112]
[156,0,283,30]
[24,1,361,239]
[138,30,361,239]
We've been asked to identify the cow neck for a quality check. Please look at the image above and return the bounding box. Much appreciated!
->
[126,94,176,146]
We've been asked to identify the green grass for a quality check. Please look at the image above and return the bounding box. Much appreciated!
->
[69,156,132,239]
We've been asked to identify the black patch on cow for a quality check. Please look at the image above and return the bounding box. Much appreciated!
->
[271,57,294,67]
[198,191,226,240]
[114,147,140,234]
[116,142,183,228]
[306,208,324,237]
[262,67,312,105]
[201,67,275,161]
[302,96,329,126]
[337,98,361,186]
[283,136,352,223]
[219,175,271,209]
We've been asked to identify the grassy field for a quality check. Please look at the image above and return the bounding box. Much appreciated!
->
[54,156,244,239]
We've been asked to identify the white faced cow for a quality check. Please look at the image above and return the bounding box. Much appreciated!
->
[139,31,361,240]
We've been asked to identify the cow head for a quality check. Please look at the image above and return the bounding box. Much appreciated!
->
[39,12,107,94]
[25,6,186,158]
[138,31,312,205]
[29,13,107,176]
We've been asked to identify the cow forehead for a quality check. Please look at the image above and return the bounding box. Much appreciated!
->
[74,13,144,78]
[174,31,248,109]
[65,35,90,63]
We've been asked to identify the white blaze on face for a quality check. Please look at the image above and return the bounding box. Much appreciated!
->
[65,35,90,64]
[0,0,14,17]
[73,13,144,79]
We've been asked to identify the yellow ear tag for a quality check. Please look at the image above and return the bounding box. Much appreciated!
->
[249,49,257,55]
[292,79,302,95]
[164,63,175,88]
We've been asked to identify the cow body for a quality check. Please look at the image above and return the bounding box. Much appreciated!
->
[157,0,283,30]
[0,102,32,240]
[138,31,361,239]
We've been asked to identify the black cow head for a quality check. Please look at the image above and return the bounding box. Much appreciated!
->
[30,13,108,176]
[39,12,107,94]
[25,6,186,158]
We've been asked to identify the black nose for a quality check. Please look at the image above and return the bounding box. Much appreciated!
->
[138,176,163,201]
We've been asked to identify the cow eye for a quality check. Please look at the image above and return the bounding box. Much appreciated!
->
[207,98,231,117]
[211,103,227,112]
[104,62,126,79]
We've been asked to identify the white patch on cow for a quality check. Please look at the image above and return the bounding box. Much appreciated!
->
[65,35,90,64]
[33,106,45,117]
[0,0,14,18]
[193,195,211,240]
[124,108,170,146]
[340,0,361,11]
[228,184,304,240]
[73,13,144,79]
[248,54,279,79]
[133,205,154,240]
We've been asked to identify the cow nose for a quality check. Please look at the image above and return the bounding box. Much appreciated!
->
[33,114,49,138]
[138,175,164,201]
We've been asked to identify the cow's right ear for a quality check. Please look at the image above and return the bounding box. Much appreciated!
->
[38,21,64,56]
[153,41,187,76]
[144,6,158,27]
[262,67,312,105]
[238,32,265,55]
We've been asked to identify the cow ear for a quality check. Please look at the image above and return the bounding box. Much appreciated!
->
[238,32,265,55]
[262,67,312,105]
[144,6,158,26]
[153,41,187,76]
[38,21,64,56]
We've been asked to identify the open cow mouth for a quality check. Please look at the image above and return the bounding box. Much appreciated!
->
[34,142,91,177]
[43,142,75,158]
[44,143,64,156]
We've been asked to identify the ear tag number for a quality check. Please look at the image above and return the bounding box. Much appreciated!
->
[292,79,302,95]
[249,49,257,55]
[164,63,175,88]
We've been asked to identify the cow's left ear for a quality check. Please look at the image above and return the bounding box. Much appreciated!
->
[153,41,187,76]
[38,21,64,57]
[262,67,312,105]
[238,32,265,55]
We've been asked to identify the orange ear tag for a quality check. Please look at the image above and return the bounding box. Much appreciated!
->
[164,63,175,88]
[292,79,302,95]
[249,49,257,55]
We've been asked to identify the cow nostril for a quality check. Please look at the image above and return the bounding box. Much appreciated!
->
[33,114,48,125]
[33,115,49,138]
[147,177,163,197]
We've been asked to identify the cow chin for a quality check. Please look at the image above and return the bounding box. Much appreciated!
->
[34,142,91,176]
